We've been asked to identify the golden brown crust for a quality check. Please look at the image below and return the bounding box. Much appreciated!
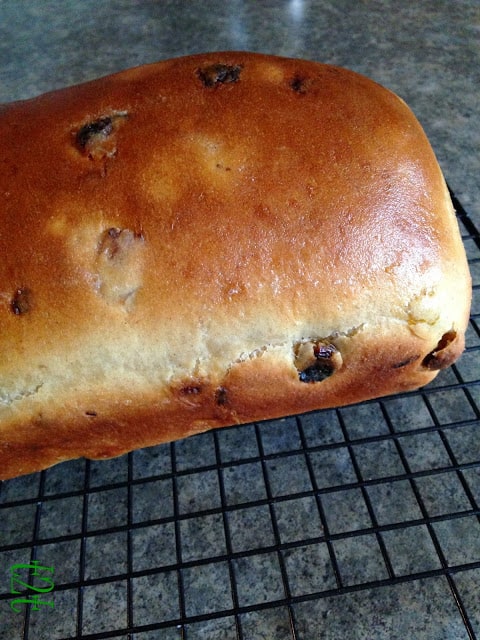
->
[0,52,471,479]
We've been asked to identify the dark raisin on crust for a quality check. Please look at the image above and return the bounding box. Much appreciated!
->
[76,117,113,150]
[98,227,144,260]
[299,361,334,383]
[313,343,337,359]
[10,288,31,315]
[94,227,145,307]
[180,385,202,395]
[215,386,228,406]
[102,227,122,259]
[74,112,128,161]
[297,341,339,383]
[196,63,243,87]
[290,74,309,93]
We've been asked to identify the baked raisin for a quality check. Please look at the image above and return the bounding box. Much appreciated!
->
[215,386,228,406]
[297,340,339,383]
[10,288,31,315]
[74,112,128,160]
[197,63,243,87]
[181,385,202,395]
[290,74,309,93]
[76,117,113,150]
[299,362,334,383]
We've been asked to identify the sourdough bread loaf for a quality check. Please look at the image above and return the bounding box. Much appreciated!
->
[0,52,471,479]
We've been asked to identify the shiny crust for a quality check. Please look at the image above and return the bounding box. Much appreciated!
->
[0,52,471,479]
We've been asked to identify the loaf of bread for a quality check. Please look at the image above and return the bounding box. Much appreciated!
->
[0,52,471,479]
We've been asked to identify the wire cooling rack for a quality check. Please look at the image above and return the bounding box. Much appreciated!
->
[1,190,479,640]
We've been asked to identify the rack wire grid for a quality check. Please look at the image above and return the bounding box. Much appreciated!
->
[1,190,479,640]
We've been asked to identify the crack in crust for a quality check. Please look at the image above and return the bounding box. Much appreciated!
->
[422,330,459,370]
[0,382,44,407]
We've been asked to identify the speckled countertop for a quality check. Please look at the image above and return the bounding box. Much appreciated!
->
[0,2,479,640]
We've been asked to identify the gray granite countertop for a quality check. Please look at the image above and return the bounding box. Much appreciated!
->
[0,2,479,640]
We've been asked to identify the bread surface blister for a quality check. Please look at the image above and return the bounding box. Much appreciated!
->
[0,52,471,479]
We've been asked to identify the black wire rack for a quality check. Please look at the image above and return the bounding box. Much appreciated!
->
[1,190,479,640]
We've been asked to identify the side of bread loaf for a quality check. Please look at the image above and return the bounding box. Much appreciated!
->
[0,52,471,479]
